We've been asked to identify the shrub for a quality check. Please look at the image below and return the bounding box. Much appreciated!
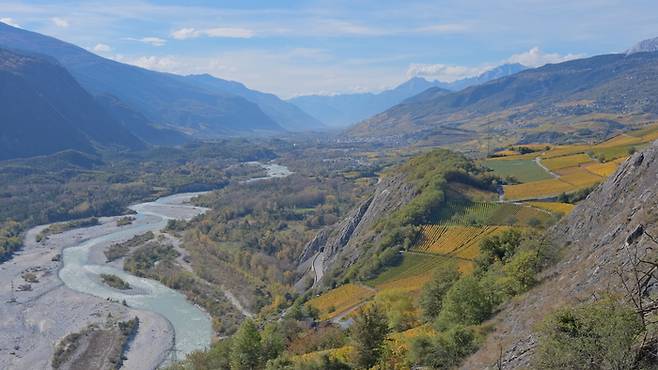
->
[535,297,643,370]
[419,262,460,322]
[435,276,492,330]
[352,303,390,369]
[476,229,523,271]
[410,325,478,369]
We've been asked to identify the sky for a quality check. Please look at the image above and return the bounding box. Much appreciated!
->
[1,0,658,98]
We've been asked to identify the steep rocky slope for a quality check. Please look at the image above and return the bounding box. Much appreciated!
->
[296,172,417,289]
[461,140,658,369]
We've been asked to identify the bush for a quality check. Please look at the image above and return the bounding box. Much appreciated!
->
[230,320,262,370]
[476,229,523,271]
[435,276,493,330]
[352,303,390,369]
[410,325,478,369]
[419,262,460,322]
[535,297,643,370]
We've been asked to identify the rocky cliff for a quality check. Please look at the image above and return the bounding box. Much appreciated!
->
[461,140,658,369]
[296,172,418,290]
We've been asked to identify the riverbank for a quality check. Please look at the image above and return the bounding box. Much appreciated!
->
[0,218,173,370]
[0,162,292,369]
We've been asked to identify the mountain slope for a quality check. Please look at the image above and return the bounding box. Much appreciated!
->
[0,48,144,160]
[182,74,325,131]
[95,94,191,146]
[627,36,658,55]
[289,64,526,128]
[0,22,283,137]
[461,142,658,368]
[433,63,527,91]
[289,78,450,128]
[350,52,658,142]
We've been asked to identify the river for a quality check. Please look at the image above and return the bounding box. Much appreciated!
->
[57,162,292,359]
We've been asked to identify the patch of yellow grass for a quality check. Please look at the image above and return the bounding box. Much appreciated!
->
[642,130,658,142]
[391,325,436,342]
[557,167,603,187]
[415,225,513,260]
[541,153,594,171]
[292,345,355,364]
[376,273,435,294]
[540,144,591,159]
[594,134,643,148]
[504,178,574,200]
[306,284,375,320]
[583,157,627,177]
[527,201,575,215]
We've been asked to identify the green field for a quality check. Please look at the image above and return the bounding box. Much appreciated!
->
[483,159,553,183]
[591,144,645,162]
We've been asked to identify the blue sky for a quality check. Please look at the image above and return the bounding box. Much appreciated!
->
[2,0,658,98]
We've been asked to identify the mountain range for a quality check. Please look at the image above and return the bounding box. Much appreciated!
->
[289,64,526,128]
[0,22,325,140]
[350,47,658,144]
[0,48,144,160]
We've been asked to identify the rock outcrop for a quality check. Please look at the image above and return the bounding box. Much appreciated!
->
[296,173,417,289]
[461,140,658,369]
[627,36,658,55]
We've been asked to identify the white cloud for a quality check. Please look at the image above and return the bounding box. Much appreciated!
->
[171,27,198,40]
[507,47,584,67]
[92,43,112,53]
[126,37,167,46]
[417,23,472,34]
[407,47,586,83]
[51,17,69,28]
[0,17,20,28]
[205,27,254,38]
[406,63,491,83]
[171,27,254,40]
[114,55,180,70]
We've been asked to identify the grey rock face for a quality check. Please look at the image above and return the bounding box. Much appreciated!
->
[295,173,417,289]
[627,36,658,55]
[461,140,658,369]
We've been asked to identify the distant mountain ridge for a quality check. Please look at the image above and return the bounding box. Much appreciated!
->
[0,22,323,137]
[289,64,526,128]
[0,48,144,160]
[289,78,450,128]
[181,74,325,132]
[434,63,527,91]
[349,51,658,143]
[627,36,658,55]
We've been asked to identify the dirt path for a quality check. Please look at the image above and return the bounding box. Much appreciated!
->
[534,157,559,178]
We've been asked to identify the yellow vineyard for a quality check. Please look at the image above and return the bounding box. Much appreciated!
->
[527,201,575,215]
[503,178,575,200]
[584,157,627,177]
[487,123,658,201]
[414,225,513,260]
[306,283,375,320]
[541,153,593,171]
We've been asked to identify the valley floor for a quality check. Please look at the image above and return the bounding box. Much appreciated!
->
[0,218,173,370]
